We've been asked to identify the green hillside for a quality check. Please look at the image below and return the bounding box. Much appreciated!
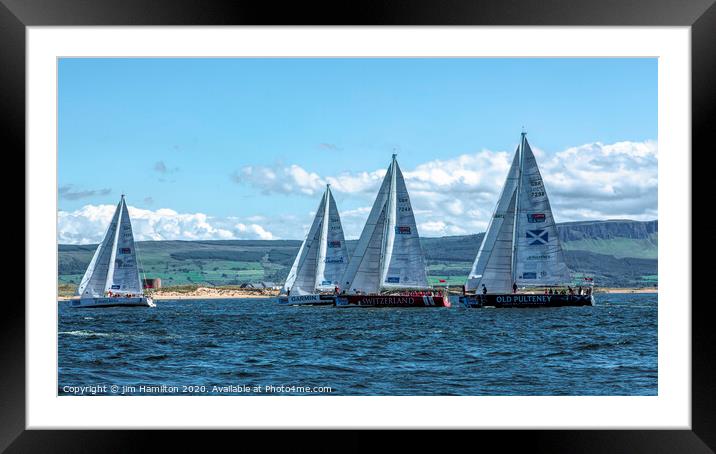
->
[59,220,658,291]
[562,233,657,259]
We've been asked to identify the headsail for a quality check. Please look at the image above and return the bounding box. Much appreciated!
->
[77,195,143,298]
[282,185,348,294]
[315,188,348,291]
[465,132,570,293]
[466,149,520,293]
[77,200,122,298]
[341,155,429,294]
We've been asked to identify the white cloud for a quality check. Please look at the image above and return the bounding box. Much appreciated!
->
[58,205,275,244]
[60,139,657,244]
[540,140,658,222]
[234,223,274,240]
[231,164,325,196]
[229,139,657,238]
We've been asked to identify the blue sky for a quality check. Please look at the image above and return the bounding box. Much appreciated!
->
[58,58,657,243]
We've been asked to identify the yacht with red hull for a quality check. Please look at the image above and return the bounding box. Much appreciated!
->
[337,155,447,308]
[336,293,450,308]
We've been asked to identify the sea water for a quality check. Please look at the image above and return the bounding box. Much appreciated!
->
[58,293,657,396]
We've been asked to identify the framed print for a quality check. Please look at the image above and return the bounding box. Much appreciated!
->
[6,0,713,451]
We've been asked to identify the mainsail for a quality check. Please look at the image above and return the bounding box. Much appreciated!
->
[77,195,144,298]
[341,155,429,294]
[466,133,570,293]
[282,185,348,295]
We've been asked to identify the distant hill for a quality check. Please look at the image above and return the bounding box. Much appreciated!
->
[58,219,657,289]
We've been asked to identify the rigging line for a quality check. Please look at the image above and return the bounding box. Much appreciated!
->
[126,199,149,295]
[135,239,149,295]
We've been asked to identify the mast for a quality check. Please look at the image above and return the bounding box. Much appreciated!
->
[284,184,348,294]
[104,194,124,293]
[313,184,331,289]
[341,153,428,294]
[511,131,526,285]
[378,154,397,288]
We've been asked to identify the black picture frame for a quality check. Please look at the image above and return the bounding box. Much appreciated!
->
[5,0,711,451]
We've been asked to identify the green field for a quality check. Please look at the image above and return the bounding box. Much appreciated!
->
[59,220,658,293]
[58,240,299,288]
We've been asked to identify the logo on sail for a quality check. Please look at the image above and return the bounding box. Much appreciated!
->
[522,272,537,279]
[325,257,344,264]
[386,277,400,283]
[527,213,546,223]
[328,240,341,248]
[395,226,411,234]
[111,284,121,289]
[321,280,332,286]
[526,229,549,245]
[120,247,131,254]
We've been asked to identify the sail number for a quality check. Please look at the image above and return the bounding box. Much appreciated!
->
[528,179,545,198]
[397,197,411,212]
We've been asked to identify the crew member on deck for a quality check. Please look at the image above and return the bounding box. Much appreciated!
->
[481,284,487,295]
[512,282,518,294]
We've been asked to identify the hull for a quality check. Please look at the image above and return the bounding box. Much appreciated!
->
[277,294,336,306]
[71,296,155,308]
[336,294,450,308]
[459,293,593,308]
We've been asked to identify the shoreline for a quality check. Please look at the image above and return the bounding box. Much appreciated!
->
[58,287,280,301]
[58,287,656,301]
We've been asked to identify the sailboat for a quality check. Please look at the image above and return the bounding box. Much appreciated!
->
[71,195,155,308]
[335,155,449,308]
[459,132,594,308]
[279,184,349,306]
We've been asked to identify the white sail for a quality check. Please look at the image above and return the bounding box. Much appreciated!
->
[466,150,520,292]
[284,194,326,294]
[339,169,390,294]
[77,195,143,298]
[512,135,571,286]
[466,149,520,293]
[341,155,429,294]
[283,185,348,294]
[315,187,348,291]
[106,197,144,294]
[77,200,122,298]
[464,132,571,292]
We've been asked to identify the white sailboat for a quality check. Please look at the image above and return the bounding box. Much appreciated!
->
[336,154,449,307]
[460,132,594,308]
[71,195,155,308]
[279,184,349,305]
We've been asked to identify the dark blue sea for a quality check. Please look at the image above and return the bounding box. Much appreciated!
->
[58,293,657,396]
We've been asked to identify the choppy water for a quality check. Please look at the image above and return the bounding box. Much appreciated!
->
[58,293,657,396]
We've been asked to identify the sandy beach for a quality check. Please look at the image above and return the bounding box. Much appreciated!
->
[58,287,280,301]
[58,286,656,301]
[151,287,279,300]
[594,287,657,294]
